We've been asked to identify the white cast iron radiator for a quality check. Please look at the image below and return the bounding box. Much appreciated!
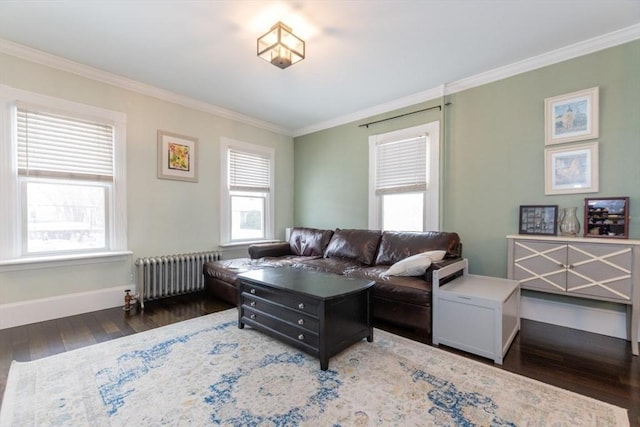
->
[134,251,220,308]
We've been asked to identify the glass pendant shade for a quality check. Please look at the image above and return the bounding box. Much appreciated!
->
[257,22,305,69]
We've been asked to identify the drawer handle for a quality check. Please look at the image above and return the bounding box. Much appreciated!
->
[298,334,305,341]
[250,288,256,294]
[250,314,256,320]
[298,303,305,309]
[250,301,256,307]
[298,319,304,325]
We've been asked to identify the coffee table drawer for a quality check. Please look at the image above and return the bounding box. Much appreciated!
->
[241,295,319,332]
[242,306,320,349]
[241,281,319,315]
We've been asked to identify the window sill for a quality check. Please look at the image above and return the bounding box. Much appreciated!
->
[219,240,281,249]
[0,251,133,272]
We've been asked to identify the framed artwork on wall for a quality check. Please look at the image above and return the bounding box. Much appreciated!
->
[544,87,599,145]
[544,141,598,195]
[157,130,198,182]
[519,205,559,235]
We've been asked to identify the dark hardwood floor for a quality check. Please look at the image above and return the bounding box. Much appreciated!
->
[1,292,638,425]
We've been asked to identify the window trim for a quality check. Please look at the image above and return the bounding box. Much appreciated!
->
[0,84,127,267]
[220,137,275,245]
[368,121,440,231]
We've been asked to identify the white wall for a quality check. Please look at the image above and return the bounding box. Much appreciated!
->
[0,51,294,327]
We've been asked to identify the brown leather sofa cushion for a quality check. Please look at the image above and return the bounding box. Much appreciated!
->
[248,241,292,258]
[289,227,334,256]
[292,257,364,275]
[203,258,255,284]
[374,231,461,266]
[323,229,382,265]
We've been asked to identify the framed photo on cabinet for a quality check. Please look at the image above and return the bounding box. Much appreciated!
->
[519,205,558,235]
[544,87,598,145]
[584,197,629,238]
[544,142,598,195]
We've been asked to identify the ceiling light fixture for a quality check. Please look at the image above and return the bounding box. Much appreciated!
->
[257,21,305,69]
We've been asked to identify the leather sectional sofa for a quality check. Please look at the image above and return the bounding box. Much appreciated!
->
[203,227,462,337]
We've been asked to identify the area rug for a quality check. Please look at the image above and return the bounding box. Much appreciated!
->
[0,309,628,426]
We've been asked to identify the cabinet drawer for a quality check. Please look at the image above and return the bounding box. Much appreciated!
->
[242,307,319,349]
[241,294,319,333]
[240,281,319,315]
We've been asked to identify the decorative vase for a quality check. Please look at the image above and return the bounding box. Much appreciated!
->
[560,207,580,236]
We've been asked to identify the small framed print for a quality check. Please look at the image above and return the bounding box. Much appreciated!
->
[544,87,599,145]
[157,130,198,182]
[519,205,558,235]
[584,197,629,239]
[544,141,598,195]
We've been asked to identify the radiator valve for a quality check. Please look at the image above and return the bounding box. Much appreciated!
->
[123,289,139,311]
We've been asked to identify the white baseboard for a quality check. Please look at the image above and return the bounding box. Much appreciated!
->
[2,285,638,343]
[521,293,640,341]
[0,285,136,330]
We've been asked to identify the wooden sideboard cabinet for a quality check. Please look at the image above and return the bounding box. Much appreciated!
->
[506,235,640,356]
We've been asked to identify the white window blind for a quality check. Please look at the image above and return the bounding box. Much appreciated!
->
[229,149,271,192]
[17,108,114,181]
[375,136,427,195]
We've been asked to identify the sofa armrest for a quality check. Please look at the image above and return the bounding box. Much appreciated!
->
[248,241,292,259]
[425,257,465,283]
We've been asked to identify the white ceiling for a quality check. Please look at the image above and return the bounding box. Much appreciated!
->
[0,1,638,136]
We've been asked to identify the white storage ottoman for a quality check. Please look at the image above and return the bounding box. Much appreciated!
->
[432,259,520,364]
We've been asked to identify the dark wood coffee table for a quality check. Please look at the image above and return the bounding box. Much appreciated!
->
[237,267,374,370]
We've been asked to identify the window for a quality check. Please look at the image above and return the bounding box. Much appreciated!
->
[368,122,439,231]
[0,85,127,263]
[220,138,274,244]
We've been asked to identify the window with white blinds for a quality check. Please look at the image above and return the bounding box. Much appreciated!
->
[228,149,270,192]
[220,138,275,244]
[17,108,114,181]
[368,122,440,232]
[0,86,127,263]
[375,136,427,195]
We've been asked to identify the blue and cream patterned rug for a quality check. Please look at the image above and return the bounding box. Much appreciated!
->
[0,309,628,426]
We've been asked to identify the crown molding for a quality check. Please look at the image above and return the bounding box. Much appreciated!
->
[292,86,445,137]
[293,23,640,137]
[445,23,640,95]
[2,22,638,140]
[0,39,292,136]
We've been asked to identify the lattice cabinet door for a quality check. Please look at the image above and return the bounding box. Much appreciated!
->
[567,243,632,302]
[512,240,567,293]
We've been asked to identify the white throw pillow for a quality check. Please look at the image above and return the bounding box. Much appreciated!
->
[423,250,446,262]
[384,250,447,277]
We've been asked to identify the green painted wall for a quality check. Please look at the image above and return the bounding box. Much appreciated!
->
[294,101,443,229]
[294,40,640,278]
